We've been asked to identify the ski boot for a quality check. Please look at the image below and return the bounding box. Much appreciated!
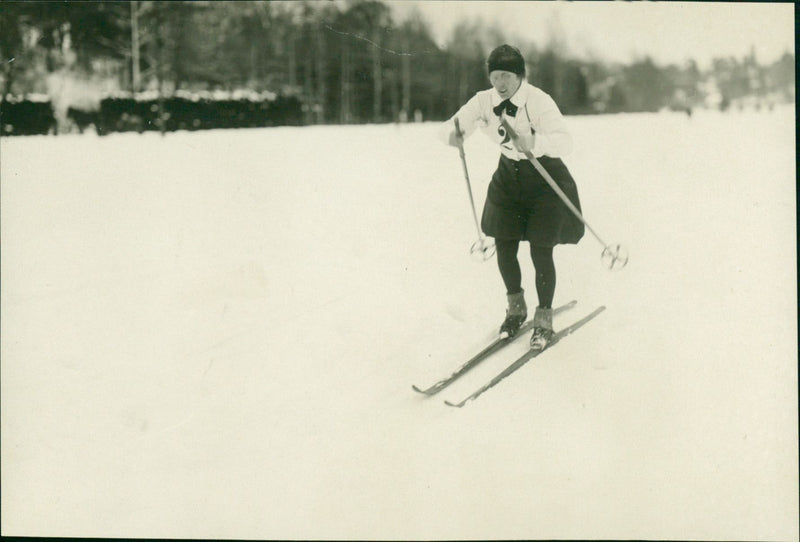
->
[499,290,527,338]
[530,306,554,351]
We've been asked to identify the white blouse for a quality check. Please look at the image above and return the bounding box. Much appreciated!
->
[438,81,573,160]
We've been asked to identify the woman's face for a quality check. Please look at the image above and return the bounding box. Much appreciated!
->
[489,70,523,100]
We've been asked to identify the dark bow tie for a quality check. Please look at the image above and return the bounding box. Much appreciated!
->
[493,99,518,117]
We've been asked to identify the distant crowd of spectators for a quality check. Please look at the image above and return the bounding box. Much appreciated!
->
[0,90,303,136]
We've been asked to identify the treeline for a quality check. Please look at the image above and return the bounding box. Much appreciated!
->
[1,0,795,131]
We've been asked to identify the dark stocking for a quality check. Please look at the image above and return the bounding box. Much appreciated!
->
[495,239,522,295]
[530,245,556,308]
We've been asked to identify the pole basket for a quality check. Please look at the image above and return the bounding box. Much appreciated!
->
[601,243,629,270]
[470,238,496,261]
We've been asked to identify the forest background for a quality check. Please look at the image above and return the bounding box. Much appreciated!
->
[0,0,795,131]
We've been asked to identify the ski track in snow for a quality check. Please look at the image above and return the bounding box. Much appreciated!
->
[1,106,797,540]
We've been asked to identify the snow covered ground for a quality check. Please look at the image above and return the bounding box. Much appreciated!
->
[2,105,797,540]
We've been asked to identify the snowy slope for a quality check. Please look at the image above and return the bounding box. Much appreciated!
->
[1,106,797,540]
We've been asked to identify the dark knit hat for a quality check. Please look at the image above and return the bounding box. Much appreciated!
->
[487,44,525,75]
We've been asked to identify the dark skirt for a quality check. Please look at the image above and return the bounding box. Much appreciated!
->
[481,154,585,246]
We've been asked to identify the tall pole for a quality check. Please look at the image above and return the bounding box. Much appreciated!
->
[372,28,382,122]
[401,31,410,118]
[499,116,628,269]
[454,118,495,260]
[314,26,326,124]
[131,0,141,93]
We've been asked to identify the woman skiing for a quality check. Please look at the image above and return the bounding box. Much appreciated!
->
[439,44,585,350]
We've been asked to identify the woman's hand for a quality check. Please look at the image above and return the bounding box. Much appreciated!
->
[449,117,465,147]
[512,131,535,154]
[448,129,464,147]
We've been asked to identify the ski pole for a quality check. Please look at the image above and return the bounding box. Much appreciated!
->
[499,115,628,270]
[454,117,495,261]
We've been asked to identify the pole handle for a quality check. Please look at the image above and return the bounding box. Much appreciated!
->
[453,118,466,160]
